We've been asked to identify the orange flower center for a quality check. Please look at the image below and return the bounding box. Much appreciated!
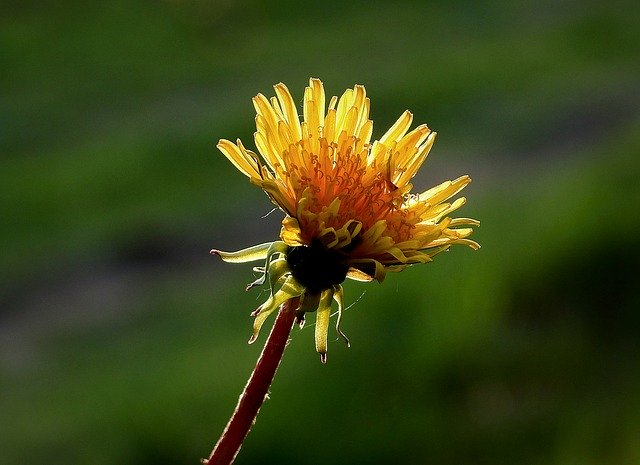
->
[282,135,418,245]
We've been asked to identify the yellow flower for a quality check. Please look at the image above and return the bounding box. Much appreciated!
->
[213,78,479,362]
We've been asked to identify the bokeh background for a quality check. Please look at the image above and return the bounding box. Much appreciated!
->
[2,1,640,464]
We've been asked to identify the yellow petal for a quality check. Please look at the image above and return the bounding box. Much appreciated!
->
[280,216,306,246]
[217,139,261,179]
[379,110,413,147]
[347,258,387,282]
[417,175,471,206]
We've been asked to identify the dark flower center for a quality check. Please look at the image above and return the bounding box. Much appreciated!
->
[286,239,349,294]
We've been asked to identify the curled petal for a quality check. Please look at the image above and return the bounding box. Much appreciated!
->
[348,258,387,282]
[452,238,481,250]
[346,268,375,282]
[332,219,362,249]
[333,285,350,347]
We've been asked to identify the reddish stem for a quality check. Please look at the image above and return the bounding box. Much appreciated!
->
[204,297,300,465]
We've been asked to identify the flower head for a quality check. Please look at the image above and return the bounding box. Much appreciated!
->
[213,78,479,362]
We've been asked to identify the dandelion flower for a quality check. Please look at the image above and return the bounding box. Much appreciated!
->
[213,78,479,362]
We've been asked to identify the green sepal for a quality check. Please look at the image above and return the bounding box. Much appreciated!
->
[211,242,273,263]
[266,257,291,296]
[243,242,290,291]
[298,290,321,314]
[263,241,289,273]
[248,276,303,344]
[314,288,334,363]
[245,272,266,291]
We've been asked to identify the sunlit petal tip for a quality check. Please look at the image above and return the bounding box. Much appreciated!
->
[465,240,482,250]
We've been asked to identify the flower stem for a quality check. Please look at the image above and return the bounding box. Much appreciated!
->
[204,297,300,465]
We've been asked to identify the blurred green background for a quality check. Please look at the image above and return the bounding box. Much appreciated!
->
[2,1,640,464]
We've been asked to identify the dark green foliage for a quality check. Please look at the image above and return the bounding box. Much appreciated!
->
[1,1,639,464]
